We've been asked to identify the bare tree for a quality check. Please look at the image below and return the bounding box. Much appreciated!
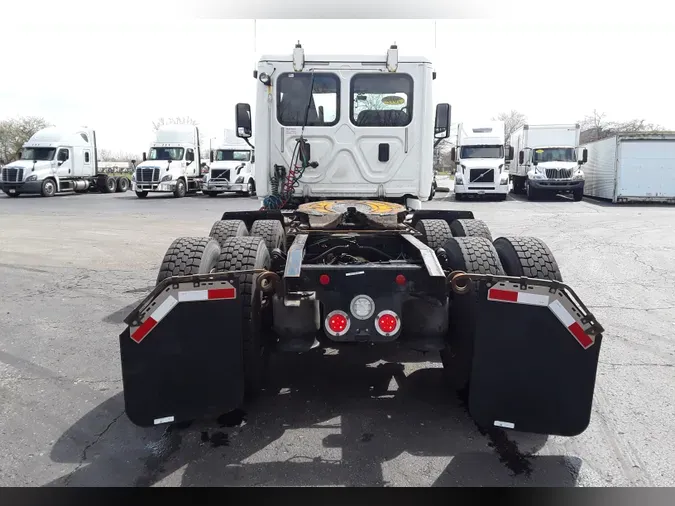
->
[579,109,665,143]
[98,148,141,162]
[434,138,456,174]
[493,110,527,144]
[0,116,51,164]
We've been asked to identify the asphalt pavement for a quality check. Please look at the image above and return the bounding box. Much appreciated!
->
[0,187,673,486]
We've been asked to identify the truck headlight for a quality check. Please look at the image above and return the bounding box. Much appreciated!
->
[572,170,584,180]
[161,174,172,182]
[25,174,38,182]
[454,174,463,184]
[500,172,509,184]
[235,176,244,184]
[529,170,545,180]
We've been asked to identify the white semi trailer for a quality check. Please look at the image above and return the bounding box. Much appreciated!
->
[581,132,675,203]
[131,124,203,199]
[0,126,130,197]
[510,124,588,201]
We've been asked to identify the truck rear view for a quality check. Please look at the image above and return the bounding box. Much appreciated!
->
[116,44,605,440]
[510,124,588,201]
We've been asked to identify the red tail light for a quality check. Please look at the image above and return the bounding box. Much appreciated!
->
[395,274,406,286]
[319,274,331,286]
[375,310,401,336]
[325,310,350,337]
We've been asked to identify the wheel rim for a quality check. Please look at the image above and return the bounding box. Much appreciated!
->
[45,181,54,195]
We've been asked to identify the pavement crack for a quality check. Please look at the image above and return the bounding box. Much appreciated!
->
[63,410,125,486]
[600,361,673,368]
[588,305,675,312]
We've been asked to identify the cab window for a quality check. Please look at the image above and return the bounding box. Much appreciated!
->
[350,73,413,127]
[277,72,340,127]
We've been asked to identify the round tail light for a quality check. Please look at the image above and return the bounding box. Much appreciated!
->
[325,310,350,337]
[375,310,401,336]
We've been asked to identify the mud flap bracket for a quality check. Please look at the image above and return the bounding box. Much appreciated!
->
[119,273,244,427]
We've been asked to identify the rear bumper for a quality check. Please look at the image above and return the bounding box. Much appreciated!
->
[529,179,584,191]
[0,181,43,194]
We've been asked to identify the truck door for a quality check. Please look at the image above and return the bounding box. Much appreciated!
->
[185,148,197,177]
[56,148,72,178]
[79,148,92,177]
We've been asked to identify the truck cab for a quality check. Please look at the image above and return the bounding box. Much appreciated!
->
[0,127,108,197]
[234,43,450,210]
[510,124,588,201]
[451,122,512,201]
[132,124,202,199]
[203,134,256,197]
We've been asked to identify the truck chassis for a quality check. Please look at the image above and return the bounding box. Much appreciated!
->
[119,201,604,437]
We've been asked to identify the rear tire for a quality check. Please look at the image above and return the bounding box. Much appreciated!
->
[116,177,129,192]
[156,237,221,285]
[102,176,116,194]
[209,219,249,248]
[526,180,538,201]
[216,237,271,399]
[135,191,148,199]
[440,237,505,393]
[250,219,286,253]
[449,218,493,242]
[41,179,56,197]
[415,219,453,251]
[493,236,563,281]
[5,191,20,198]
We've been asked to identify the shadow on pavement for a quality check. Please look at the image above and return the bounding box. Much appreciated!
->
[44,346,580,487]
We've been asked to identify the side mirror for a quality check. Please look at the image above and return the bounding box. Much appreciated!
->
[450,147,456,162]
[579,148,588,164]
[506,146,514,161]
[434,103,451,139]
[131,159,136,165]
[209,151,214,163]
[142,152,147,161]
[58,161,63,166]
[518,150,524,165]
[251,153,255,163]
[236,103,252,138]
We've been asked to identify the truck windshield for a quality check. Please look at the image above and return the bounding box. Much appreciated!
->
[149,147,184,161]
[460,145,504,159]
[533,148,577,162]
[20,147,56,161]
[216,150,250,161]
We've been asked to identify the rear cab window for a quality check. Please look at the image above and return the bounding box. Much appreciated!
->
[276,72,340,127]
[350,73,413,127]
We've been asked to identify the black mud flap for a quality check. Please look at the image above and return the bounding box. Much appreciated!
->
[119,276,244,427]
[467,280,603,436]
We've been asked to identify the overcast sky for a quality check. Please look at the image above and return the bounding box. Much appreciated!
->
[2,17,674,153]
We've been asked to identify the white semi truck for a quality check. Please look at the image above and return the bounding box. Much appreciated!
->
[131,124,203,199]
[203,130,256,197]
[451,121,513,201]
[509,124,588,201]
[118,43,605,442]
[0,126,130,197]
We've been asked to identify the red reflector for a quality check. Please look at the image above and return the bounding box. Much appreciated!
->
[377,314,398,333]
[395,274,406,285]
[319,274,330,286]
[328,313,348,333]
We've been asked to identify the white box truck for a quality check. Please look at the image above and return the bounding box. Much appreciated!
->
[451,121,513,201]
[581,132,675,203]
[132,124,203,199]
[0,126,130,197]
[510,124,588,201]
[203,130,256,197]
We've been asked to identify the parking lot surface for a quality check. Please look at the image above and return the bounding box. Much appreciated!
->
[1,188,674,487]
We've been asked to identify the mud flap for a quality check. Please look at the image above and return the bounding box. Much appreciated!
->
[467,280,603,436]
[119,276,244,427]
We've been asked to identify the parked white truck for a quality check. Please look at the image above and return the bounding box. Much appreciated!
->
[132,124,203,199]
[510,124,588,201]
[203,131,256,197]
[451,121,512,200]
[0,126,130,197]
[581,132,675,203]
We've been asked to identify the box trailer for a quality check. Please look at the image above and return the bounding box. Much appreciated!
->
[581,133,675,203]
